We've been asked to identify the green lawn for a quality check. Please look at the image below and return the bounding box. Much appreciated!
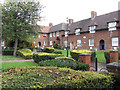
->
[1,62,38,70]
[0,55,24,61]
[96,52,106,62]
[54,49,70,56]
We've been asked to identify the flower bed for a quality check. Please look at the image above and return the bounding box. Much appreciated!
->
[2,66,114,89]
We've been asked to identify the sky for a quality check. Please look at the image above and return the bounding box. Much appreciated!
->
[1,0,120,26]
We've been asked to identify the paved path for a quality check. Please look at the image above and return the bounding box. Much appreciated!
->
[0,59,34,63]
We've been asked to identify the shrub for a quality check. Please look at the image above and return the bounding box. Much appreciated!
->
[39,59,89,70]
[54,43,58,49]
[2,66,115,89]
[55,56,76,61]
[17,49,33,59]
[33,52,63,63]
[43,47,54,53]
[53,51,62,54]
[2,47,14,55]
[70,50,96,62]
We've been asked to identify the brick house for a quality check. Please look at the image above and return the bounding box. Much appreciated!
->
[35,10,120,51]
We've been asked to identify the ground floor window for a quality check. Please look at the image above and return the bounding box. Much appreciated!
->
[1,41,4,46]
[89,39,94,46]
[112,37,118,46]
[64,41,67,47]
[50,41,52,45]
[77,40,81,47]
[43,41,46,45]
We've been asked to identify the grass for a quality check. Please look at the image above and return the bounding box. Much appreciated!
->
[96,52,106,62]
[1,62,38,70]
[0,55,24,61]
[54,49,70,56]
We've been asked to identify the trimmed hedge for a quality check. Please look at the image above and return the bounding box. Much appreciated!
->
[17,49,33,59]
[53,51,62,54]
[70,50,96,62]
[2,47,14,55]
[39,59,89,71]
[55,56,76,61]
[43,47,54,53]
[33,52,64,63]
[2,66,115,89]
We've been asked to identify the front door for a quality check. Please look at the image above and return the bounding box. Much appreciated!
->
[100,40,105,50]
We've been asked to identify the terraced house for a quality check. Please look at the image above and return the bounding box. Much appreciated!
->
[35,10,120,51]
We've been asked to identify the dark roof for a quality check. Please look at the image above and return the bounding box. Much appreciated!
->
[49,23,67,33]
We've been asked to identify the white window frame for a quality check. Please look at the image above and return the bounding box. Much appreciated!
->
[56,31,59,36]
[1,41,4,46]
[112,37,118,46]
[108,22,117,31]
[43,41,46,45]
[50,33,52,37]
[53,32,55,37]
[89,26,96,33]
[89,39,94,46]
[50,41,52,45]
[77,40,81,47]
[65,31,68,37]
[64,41,67,47]
[38,34,40,38]
[43,34,47,37]
[75,29,80,35]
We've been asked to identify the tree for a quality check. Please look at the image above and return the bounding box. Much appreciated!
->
[2,1,43,56]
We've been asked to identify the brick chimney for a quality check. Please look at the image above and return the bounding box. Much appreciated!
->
[49,23,53,27]
[91,11,97,19]
[69,19,74,24]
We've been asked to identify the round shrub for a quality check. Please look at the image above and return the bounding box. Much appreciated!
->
[43,47,54,53]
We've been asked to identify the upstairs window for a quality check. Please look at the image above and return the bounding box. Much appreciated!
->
[43,34,47,37]
[75,29,80,35]
[65,31,68,37]
[53,32,55,37]
[89,39,94,46]
[56,31,59,36]
[89,26,96,33]
[108,22,117,31]
[50,33,52,37]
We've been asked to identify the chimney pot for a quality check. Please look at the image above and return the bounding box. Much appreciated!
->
[91,11,97,19]
[69,19,74,24]
[49,23,53,27]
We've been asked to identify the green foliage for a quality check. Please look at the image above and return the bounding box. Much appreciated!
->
[70,50,96,62]
[43,47,54,53]
[2,47,14,55]
[39,59,89,71]
[54,43,58,49]
[118,51,120,60]
[17,49,33,59]
[55,56,76,61]
[53,51,62,54]
[2,66,115,89]
[33,52,63,63]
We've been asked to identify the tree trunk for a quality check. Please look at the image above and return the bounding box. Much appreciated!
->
[13,37,18,57]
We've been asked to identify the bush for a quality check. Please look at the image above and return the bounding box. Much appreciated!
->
[43,47,54,53]
[70,50,96,62]
[17,49,33,59]
[2,66,115,89]
[39,59,89,70]
[55,56,76,61]
[54,43,58,49]
[33,52,63,63]
[53,51,62,54]
[2,47,14,55]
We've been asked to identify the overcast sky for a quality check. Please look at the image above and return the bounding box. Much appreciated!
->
[1,0,120,26]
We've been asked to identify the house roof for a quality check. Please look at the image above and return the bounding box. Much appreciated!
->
[38,26,50,33]
[49,23,67,33]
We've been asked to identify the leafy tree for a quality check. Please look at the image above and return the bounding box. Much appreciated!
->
[2,1,43,56]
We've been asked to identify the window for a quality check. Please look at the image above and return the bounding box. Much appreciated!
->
[1,41,4,46]
[43,34,47,37]
[77,40,81,46]
[56,31,59,36]
[108,22,117,31]
[64,41,67,47]
[89,26,96,33]
[50,41,52,45]
[75,29,80,35]
[53,32,55,37]
[43,41,46,45]
[50,33,52,37]
[38,34,40,38]
[89,39,94,46]
[65,31,68,37]
[112,37,118,46]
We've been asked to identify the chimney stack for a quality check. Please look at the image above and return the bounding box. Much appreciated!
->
[91,11,97,19]
[49,23,53,27]
[69,19,74,24]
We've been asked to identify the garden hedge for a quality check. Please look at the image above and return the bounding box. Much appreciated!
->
[53,51,62,54]
[70,50,96,62]
[17,49,33,59]
[2,66,115,89]
[33,52,63,63]
[2,47,14,55]
[43,47,54,53]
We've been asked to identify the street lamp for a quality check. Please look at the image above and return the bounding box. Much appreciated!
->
[66,17,69,57]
